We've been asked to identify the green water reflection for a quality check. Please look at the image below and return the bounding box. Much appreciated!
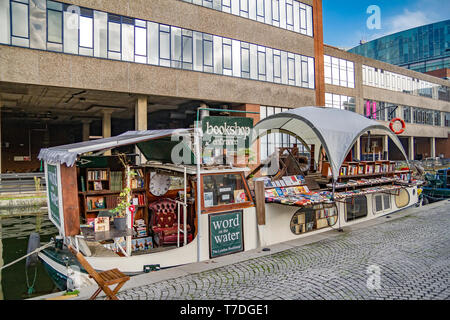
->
[0,208,59,300]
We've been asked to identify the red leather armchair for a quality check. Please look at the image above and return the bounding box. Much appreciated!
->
[148,199,193,247]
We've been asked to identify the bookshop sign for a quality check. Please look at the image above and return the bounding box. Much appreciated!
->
[209,210,244,258]
[202,116,253,150]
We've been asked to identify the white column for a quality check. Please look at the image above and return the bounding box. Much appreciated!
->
[102,110,113,156]
[135,96,148,164]
[430,137,436,158]
[409,136,415,161]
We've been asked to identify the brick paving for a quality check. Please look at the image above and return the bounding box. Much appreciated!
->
[118,201,450,300]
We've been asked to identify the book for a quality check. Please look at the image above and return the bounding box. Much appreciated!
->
[275,188,284,197]
[94,217,110,232]
[234,189,247,203]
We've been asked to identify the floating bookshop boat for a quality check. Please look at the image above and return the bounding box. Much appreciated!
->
[36,107,419,290]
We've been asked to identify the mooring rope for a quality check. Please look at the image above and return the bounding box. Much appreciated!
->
[0,240,54,271]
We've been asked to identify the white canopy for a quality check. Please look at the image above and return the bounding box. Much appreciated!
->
[253,106,409,181]
[38,129,193,167]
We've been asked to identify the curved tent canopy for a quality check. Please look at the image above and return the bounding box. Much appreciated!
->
[38,129,194,167]
[253,106,409,181]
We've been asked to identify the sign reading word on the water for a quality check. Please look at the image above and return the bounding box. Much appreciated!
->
[202,116,253,150]
[46,163,62,229]
[209,210,244,258]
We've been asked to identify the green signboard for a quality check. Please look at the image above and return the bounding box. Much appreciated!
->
[209,210,244,258]
[46,163,61,229]
[202,116,253,150]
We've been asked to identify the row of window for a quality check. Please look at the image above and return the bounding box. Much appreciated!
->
[364,100,443,127]
[259,106,309,161]
[362,65,450,102]
[325,93,356,112]
[180,0,313,37]
[0,0,315,89]
[324,55,355,88]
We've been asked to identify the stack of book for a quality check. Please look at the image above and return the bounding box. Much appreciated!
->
[132,194,146,206]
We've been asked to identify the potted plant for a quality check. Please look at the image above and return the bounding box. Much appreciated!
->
[110,155,137,231]
[110,187,131,231]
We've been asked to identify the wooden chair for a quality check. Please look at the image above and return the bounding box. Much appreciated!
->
[68,245,130,300]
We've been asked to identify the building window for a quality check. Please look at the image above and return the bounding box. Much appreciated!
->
[134,19,147,64]
[108,14,122,60]
[326,94,356,112]
[434,111,441,126]
[2,0,315,90]
[324,55,354,88]
[11,0,29,47]
[403,106,411,123]
[362,64,449,103]
[259,106,308,161]
[47,1,62,44]
[445,113,450,127]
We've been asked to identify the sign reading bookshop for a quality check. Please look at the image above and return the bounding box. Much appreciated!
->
[202,116,253,151]
[209,210,244,258]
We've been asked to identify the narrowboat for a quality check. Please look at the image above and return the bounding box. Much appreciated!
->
[36,107,419,290]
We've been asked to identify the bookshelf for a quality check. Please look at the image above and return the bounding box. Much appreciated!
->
[131,167,149,239]
[322,161,397,180]
[86,168,110,191]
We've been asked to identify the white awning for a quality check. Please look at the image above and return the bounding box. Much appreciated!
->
[38,129,193,167]
[253,106,409,181]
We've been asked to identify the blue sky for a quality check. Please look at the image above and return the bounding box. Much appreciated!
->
[323,0,450,49]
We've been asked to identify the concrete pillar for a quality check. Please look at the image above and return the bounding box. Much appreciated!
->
[81,120,91,142]
[102,110,113,156]
[384,135,389,160]
[409,136,415,161]
[135,96,148,164]
[430,137,436,158]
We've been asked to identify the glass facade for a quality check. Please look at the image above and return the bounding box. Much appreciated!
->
[259,106,308,161]
[325,93,356,112]
[180,0,313,37]
[364,99,442,127]
[349,20,450,73]
[362,65,450,102]
[0,0,315,89]
[324,55,355,88]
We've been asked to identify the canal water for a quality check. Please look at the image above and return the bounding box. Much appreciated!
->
[0,207,59,300]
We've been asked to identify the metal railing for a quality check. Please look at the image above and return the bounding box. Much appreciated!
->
[0,173,46,194]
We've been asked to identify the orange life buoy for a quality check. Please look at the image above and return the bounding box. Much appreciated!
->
[389,118,406,134]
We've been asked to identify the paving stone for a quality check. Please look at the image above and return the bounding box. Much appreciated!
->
[117,202,450,300]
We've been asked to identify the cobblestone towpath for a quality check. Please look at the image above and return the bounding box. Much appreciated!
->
[118,201,450,300]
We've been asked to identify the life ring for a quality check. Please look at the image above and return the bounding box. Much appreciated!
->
[389,118,405,134]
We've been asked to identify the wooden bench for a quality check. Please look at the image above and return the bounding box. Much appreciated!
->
[68,245,130,300]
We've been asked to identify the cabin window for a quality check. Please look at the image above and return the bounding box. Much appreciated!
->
[202,173,250,208]
[345,195,367,221]
[395,189,410,209]
[290,203,337,235]
[373,193,391,214]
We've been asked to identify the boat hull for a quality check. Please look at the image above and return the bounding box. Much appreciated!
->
[39,186,418,290]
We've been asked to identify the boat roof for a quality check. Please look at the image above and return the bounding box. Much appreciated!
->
[254,106,409,181]
[145,163,250,175]
[38,129,194,167]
